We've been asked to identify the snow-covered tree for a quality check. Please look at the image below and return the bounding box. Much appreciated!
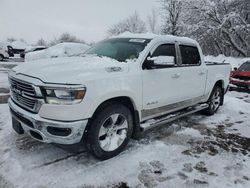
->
[7,37,17,43]
[108,11,147,36]
[182,0,250,56]
[160,0,250,56]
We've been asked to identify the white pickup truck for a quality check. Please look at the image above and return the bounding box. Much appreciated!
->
[8,33,231,159]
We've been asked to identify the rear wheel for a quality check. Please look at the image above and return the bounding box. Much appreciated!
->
[86,104,133,160]
[202,86,223,116]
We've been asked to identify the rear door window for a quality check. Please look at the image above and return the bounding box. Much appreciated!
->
[180,45,201,66]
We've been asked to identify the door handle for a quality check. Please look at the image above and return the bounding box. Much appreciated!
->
[172,73,181,78]
[199,71,206,75]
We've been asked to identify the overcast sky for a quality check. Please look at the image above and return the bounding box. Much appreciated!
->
[0,0,159,44]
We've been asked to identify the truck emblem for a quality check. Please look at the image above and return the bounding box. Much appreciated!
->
[147,101,158,105]
[106,67,122,72]
[12,86,22,95]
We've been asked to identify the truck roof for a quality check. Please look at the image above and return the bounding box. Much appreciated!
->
[112,32,198,45]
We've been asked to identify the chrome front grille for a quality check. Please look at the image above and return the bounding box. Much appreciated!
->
[9,77,38,112]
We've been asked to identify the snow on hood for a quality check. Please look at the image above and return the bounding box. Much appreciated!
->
[13,56,128,84]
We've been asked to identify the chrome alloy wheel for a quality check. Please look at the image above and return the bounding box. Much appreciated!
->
[211,89,221,111]
[98,113,128,152]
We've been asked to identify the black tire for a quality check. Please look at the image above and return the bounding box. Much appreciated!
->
[0,54,4,61]
[202,86,223,116]
[86,103,133,160]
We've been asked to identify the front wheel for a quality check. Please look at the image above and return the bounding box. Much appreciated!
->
[202,86,223,116]
[86,104,133,160]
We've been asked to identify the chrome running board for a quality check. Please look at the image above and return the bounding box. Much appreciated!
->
[140,103,209,133]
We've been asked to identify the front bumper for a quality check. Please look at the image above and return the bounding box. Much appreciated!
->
[9,98,88,145]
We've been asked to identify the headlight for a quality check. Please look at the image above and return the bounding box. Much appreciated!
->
[43,87,86,105]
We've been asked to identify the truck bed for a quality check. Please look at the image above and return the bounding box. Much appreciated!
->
[205,62,231,96]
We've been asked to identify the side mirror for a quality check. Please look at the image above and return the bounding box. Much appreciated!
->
[147,56,175,66]
[233,67,238,71]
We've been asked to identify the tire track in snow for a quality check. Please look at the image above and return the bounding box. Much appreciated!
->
[32,151,86,169]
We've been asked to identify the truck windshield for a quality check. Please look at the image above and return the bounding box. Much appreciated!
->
[239,62,250,71]
[84,38,151,62]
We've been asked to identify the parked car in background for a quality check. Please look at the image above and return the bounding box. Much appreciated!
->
[7,46,14,57]
[20,46,47,58]
[9,33,231,159]
[230,61,250,89]
[25,42,90,62]
[0,43,9,61]
[10,41,28,55]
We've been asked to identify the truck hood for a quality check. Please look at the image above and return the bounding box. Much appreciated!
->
[13,56,128,84]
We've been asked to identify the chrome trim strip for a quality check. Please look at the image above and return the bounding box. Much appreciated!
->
[141,103,209,132]
[141,95,206,121]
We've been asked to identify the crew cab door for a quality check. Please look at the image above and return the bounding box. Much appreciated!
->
[141,43,207,120]
[177,44,207,100]
[142,43,184,119]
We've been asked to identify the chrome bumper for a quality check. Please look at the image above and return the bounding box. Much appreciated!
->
[8,98,88,145]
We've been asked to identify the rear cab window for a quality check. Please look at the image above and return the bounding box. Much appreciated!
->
[179,45,201,66]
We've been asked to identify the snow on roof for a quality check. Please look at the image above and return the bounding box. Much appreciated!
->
[11,41,30,50]
[112,32,197,44]
[112,32,158,39]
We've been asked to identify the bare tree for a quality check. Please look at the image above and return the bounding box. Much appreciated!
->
[7,37,17,43]
[36,38,47,46]
[19,38,27,43]
[147,8,159,34]
[161,0,183,35]
[108,11,146,36]
[49,33,86,46]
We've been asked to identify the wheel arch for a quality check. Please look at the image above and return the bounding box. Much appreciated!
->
[214,80,224,90]
[213,80,225,105]
[86,96,141,140]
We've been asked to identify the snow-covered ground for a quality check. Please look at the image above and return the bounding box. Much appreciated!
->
[0,91,249,188]
[0,57,24,72]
